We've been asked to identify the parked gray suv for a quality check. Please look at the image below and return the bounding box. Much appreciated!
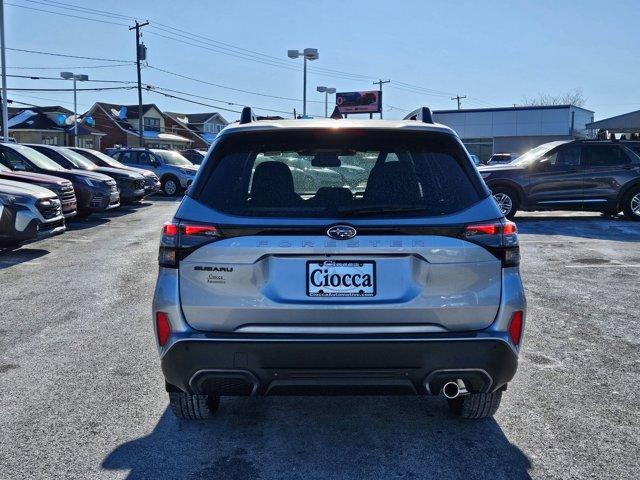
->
[153,109,526,420]
[0,179,65,246]
[108,148,197,196]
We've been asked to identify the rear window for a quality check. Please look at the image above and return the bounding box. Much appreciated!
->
[194,129,484,218]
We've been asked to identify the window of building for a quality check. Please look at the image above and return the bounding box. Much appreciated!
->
[42,135,57,145]
[144,117,161,132]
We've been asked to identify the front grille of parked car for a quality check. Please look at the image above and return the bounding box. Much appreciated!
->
[36,198,62,220]
[59,184,77,207]
[90,195,103,208]
[133,179,145,190]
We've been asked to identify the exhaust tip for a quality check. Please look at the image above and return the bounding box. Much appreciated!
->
[442,381,460,399]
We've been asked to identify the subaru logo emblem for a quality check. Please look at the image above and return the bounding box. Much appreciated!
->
[327,225,357,240]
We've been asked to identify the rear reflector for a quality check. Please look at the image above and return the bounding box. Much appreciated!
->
[508,311,523,346]
[155,312,171,346]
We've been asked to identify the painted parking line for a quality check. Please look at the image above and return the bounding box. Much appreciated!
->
[565,264,640,268]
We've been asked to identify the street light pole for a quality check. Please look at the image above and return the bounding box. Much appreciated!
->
[317,86,336,118]
[61,72,87,147]
[303,55,307,117]
[1,0,9,143]
[72,76,78,147]
[288,48,318,118]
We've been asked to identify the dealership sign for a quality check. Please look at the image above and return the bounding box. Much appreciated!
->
[336,90,381,114]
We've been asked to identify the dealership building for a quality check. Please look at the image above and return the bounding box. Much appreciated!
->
[420,105,595,161]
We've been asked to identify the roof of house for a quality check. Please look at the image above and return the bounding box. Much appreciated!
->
[7,109,64,131]
[586,109,640,132]
[90,102,191,142]
[432,104,594,115]
[165,111,228,126]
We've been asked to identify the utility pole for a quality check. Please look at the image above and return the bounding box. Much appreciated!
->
[373,79,390,119]
[451,94,466,110]
[1,0,9,142]
[129,20,149,147]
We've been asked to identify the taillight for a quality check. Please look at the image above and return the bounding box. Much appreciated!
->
[158,221,220,268]
[155,312,171,346]
[508,311,524,346]
[463,220,520,267]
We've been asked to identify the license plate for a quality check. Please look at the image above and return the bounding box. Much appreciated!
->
[306,260,376,297]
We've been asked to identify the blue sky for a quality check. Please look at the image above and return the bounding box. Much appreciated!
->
[4,0,640,121]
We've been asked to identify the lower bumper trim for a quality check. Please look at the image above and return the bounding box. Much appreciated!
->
[161,336,518,396]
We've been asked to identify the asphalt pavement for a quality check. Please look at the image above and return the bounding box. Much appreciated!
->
[0,199,638,479]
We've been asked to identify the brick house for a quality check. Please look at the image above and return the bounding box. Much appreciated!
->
[85,102,193,151]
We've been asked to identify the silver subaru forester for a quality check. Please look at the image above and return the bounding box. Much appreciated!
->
[153,108,526,420]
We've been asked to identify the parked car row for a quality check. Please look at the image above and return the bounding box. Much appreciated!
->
[0,143,162,247]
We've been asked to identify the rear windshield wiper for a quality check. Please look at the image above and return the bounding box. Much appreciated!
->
[336,205,431,216]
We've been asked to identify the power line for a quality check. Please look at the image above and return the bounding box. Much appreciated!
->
[151,86,293,115]
[6,47,133,63]
[22,0,133,21]
[146,65,323,104]
[7,74,135,83]
[6,86,136,92]
[11,1,497,110]
[144,89,242,114]
[5,2,130,27]
[6,63,132,70]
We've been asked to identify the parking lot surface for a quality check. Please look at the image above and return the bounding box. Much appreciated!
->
[0,199,638,479]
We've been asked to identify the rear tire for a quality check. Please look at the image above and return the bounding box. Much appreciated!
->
[447,391,503,419]
[621,186,640,221]
[169,392,219,420]
[491,186,519,219]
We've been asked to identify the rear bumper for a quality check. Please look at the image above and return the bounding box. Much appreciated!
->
[160,334,518,396]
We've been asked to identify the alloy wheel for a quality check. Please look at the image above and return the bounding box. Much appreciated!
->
[164,180,178,196]
[631,193,640,216]
[493,193,513,216]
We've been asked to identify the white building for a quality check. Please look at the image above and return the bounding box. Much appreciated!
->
[428,105,594,162]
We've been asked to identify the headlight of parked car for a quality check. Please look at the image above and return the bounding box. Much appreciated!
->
[0,193,17,205]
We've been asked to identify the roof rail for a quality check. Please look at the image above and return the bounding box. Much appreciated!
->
[240,106,255,124]
[403,107,433,124]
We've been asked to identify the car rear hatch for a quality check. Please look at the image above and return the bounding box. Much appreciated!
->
[165,127,515,334]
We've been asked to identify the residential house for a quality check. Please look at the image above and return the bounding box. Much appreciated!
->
[85,102,193,151]
[4,106,106,149]
[164,111,228,147]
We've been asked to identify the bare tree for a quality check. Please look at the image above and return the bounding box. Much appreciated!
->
[522,88,586,107]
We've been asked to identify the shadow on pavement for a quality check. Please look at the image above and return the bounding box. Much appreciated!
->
[66,216,111,231]
[515,214,640,242]
[102,396,531,480]
[0,247,49,269]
